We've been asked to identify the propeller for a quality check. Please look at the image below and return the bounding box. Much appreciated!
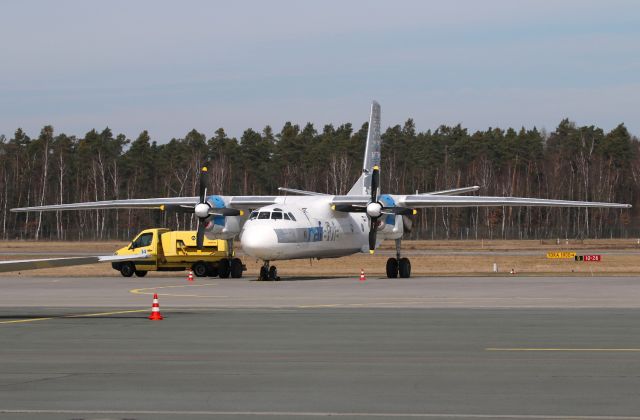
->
[195,166,209,249]
[331,166,416,254]
[161,166,242,249]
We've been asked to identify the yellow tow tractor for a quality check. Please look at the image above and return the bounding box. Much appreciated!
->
[112,228,245,278]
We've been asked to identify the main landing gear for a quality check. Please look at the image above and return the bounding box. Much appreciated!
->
[258,260,280,281]
[386,239,411,278]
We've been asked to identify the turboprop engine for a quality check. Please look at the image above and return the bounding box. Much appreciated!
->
[164,167,243,247]
[203,209,241,240]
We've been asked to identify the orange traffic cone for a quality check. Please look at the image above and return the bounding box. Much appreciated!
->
[359,268,367,282]
[148,293,163,320]
[187,270,194,282]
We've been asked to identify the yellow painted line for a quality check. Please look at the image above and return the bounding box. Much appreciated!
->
[487,348,640,352]
[0,309,148,325]
[65,309,147,318]
[129,282,226,298]
[0,317,54,324]
[129,282,218,294]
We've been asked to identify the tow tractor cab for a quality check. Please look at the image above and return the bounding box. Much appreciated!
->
[112,228,245,278]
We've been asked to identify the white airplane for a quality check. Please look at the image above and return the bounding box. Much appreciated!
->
[11,101,632,279]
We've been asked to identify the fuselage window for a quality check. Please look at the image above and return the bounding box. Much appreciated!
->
[287,212,296,221]
[283,213,290,220]
[258,212,270,219]
[271,212,283,220]
[249,211,258,220]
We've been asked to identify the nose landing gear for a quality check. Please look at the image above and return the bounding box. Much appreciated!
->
[258,261,280,281]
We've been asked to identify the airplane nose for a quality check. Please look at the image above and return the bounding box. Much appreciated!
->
[241,225,278,259]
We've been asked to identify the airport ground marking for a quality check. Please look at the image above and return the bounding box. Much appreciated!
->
[129,282,227,298]
[0,309,148,325]
[2,409,640,419]
[0,317,54,324]
[487,348,640,352]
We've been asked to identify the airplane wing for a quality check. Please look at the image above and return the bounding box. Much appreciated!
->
[0,253,150,273]
[330,194,631,209]
[397,195,632,208]
[11,197,199,212]
[10,196,281,213]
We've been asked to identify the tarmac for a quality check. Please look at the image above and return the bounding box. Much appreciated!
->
[1,274,640,419]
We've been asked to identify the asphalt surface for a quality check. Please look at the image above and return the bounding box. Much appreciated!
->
[1,276,640,419]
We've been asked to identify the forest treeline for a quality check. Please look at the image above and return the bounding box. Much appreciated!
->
[0,118,638,241]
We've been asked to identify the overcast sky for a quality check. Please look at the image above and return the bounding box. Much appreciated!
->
[1,0,639,141]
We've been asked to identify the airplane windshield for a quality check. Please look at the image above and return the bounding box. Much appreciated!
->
[271,212,283,220]
[258,212,270,219]
[249,211,258,220]
[287,212,296,221]
[283,213,290,220]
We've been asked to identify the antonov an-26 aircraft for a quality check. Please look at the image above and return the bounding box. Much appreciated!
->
[11,102,632,280]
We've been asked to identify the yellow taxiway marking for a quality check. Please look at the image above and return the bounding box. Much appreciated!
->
[0,317,55,324]
[487,348,640,352]
[0,309,148,325]
[129,283,227,298]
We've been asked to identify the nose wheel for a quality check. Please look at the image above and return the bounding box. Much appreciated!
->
[258,261,280,281]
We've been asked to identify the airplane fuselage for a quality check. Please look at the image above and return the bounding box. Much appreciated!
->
[238,196,402,261]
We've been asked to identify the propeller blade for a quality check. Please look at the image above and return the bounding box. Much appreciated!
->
[402,215,413,234]
[370,165,379,203]
[199,167,208,203]
[331,204,367,213]
[382,207,417,216]
[208,208,243,217]
[368,220,377,253]
[196,218,206,249]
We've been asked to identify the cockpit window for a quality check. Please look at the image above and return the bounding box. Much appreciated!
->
[271,212,283,220]
[283,213,290,220]
[287,212,296,221]
[249,211,258,220]
[258,212,270,219]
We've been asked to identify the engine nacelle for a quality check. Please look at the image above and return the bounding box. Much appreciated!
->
[375,219,387,231]
[205,216,241,240]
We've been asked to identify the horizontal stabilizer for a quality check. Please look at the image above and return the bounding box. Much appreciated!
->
[277,187,328,196]
[424,186,481,196]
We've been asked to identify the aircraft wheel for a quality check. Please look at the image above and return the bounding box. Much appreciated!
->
[230,258,243,278]
[134,270,147,277]
[398,257,411,278]
[120,262,135,277]
[206,264,219,277]
[386,258,399,278]
[192,261,208,277]
[259,265,269,281]
[218,259,231,278]
[269,265,279,281]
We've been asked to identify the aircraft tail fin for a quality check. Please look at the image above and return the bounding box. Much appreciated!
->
[347,101,381,196]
